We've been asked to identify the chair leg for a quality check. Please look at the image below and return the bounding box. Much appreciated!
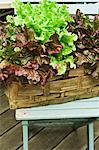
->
[22,121,29,150]
[87,122,94,150]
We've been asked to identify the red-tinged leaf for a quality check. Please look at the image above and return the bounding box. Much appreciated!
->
[26,70,40,84]
[6,65,18,74]
[48,47,61,54]
[68,9,99,79]
[15,68,27,77]
[75,52,89,65]
[0,72,8,80]
[94,48,99,53]
[23,61,39,70]
[96,58,99,61]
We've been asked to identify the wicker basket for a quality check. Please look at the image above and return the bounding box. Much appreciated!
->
[5,67,99,109]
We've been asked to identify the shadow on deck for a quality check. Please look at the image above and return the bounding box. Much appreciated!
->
[0,94,99,150]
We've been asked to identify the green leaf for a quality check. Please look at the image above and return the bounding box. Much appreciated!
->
[62,46,72,55]
[6,15,14,24]
[15,59,21,65]
[50,56,58,69]
[65,56,76,69]
[0,50,4,57]
[14,47,21,52]
[10,35,16,41]
[58,65,66,75]
[12,0,74,44]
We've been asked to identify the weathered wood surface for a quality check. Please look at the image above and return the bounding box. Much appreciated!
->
[16,97,99,120]
[0,109,19,136]
[0,95,9,114]
[0,122,44,150]
[6,67,99,109]
[0,94,99,150]
[53,121,99,150]
[16,122,99,150]
[95,137,99,150]
[19,125,73,150]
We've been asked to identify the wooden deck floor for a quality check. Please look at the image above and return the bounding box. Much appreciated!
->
[0,94,99,150]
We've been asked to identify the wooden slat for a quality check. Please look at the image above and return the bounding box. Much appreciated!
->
[95,137,99,150]
[0,82,9,113]
[7,73,99,109]
[93,121,99,150]
[0,122,44,150]
[29,125,73,150]
[16,97,99,120]
[0,109,18,136]
[53,121,99,150]
[54,125,87,150]
[19,124,73,150]
[94,121,99,137]
[16,109,99,120]
[18,121,99,150]
[17,97,99,110]
[0,95,9,114]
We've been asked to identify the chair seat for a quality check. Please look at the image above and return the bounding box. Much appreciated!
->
[16,97,99,120]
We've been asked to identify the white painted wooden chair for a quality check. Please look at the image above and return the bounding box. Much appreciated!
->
[0,1,99,150]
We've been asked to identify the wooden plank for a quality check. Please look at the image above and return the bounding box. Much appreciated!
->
[19,124,73,150]
[7,78,99,109]
[0,109,18,136]
[69,67,85,77]
[16,97,99,110]
[50,76,98,93]
[0,81,9,113]
[9,95,99,109]
[0,95,9,114]
[0,122,44,150]
[16,109,99,120]
[92,121,99,150]
[94,121,99,150]
[94,121,99,137]
[53,125,87,150]
[95,137,99,150]
[16,97,99,120]
[53,121,99,150]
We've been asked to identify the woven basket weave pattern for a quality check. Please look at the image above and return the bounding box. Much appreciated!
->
[6,67,99,109]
